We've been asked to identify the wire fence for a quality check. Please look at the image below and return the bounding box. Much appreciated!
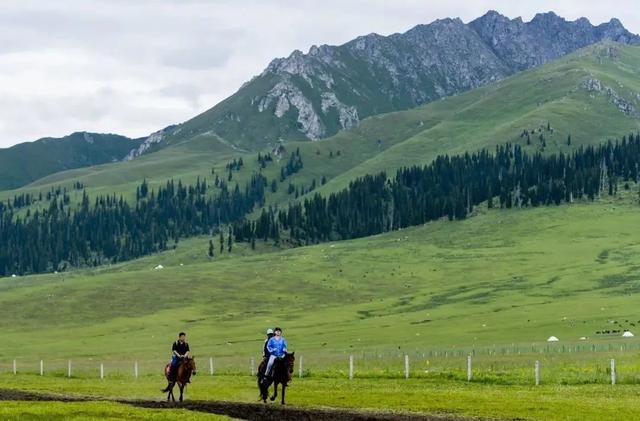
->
[2,340,640,385]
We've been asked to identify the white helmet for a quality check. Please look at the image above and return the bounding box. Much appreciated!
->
[266,328,274,335]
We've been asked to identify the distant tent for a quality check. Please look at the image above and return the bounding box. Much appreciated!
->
[622,331,634,338]
[154,264,164,270]
[11,274,17,278]
[579,337,587,341]
[547,336,559,342]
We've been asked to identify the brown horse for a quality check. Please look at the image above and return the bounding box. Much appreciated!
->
[162,357,196,402]
[258,352,295,405]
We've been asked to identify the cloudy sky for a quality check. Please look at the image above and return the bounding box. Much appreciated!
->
[1,0,639,147]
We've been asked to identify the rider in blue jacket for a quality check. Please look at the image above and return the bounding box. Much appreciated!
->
[264,327,288,377]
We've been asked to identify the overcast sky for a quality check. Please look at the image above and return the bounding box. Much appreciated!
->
[1,0,639,148]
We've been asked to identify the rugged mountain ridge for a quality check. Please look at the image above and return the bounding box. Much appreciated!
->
[0,132,141,190]
[150,11,640,153]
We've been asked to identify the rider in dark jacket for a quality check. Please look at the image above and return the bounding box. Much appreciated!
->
[170,332,190,380]
[263,328,275,359]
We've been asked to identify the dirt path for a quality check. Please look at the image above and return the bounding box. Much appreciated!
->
[0,388,487,421]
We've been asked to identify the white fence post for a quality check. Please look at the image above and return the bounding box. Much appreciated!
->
[250,357,255,376]
[12,359,16,375]
[404,355,410,379]
[467,355,472,381]
[209,357,214,376]
[134,361,138,379]
[40,360,44,376]
[611,359,616,385]
[349,355,354,380]
[68,360,72,378]
[100,363,104,380]
[535,360,540,386]
[299,355,303,378]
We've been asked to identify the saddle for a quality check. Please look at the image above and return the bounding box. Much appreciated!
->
[165,362,181,381]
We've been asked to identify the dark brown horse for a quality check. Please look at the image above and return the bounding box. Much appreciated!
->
[258,352,295,405]
[162,357,196,402]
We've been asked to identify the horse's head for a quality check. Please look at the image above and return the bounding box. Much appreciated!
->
[286,352,295,377]
[185,356,197,375]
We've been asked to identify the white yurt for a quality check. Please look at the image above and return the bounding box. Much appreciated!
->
[154,264,164,270]
[547,336,560,342]
[622,331,634,338]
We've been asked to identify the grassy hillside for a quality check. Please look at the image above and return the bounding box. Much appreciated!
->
[0,132,141,191]
[1,190,639,362]
[2,43,639,213]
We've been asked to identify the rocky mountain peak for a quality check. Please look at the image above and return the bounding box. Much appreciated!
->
[144,11,640,156]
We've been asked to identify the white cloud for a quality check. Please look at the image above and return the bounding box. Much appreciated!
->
[0,0,638,147]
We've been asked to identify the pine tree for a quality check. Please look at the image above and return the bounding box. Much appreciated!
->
[140,179,149,198]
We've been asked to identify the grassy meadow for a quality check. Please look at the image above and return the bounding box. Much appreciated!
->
[0,400,234,421]
[2,373,640,420]
[1,190,639,367]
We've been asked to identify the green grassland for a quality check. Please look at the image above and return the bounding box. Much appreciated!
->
[0,400,233,420]
[2,374,640,421]
[1,189,639,363]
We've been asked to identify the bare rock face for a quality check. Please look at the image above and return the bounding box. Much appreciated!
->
[321,93,359,130]
[124,126,175,160]
[258,79,324,139]
[580,77,639,117]
[469,11,639,71]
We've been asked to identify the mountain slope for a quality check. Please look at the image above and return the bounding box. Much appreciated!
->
[3,43,640,214]
[147,11,639,154]
[315,41,640,194]
[0,132,141,191]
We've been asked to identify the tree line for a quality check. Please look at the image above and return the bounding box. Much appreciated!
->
[0,174,267,276]
[232,134,640,244]
[2,133,640,276]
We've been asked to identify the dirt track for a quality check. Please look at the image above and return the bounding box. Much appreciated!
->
[0,388,486,421]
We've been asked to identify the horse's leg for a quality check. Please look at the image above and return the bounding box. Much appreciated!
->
[165,382,174,402]
[168,383,175,402]
[270,382,278,401]
[259,376,268,403]
[281,384,286,405]
[179,383,184,402]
